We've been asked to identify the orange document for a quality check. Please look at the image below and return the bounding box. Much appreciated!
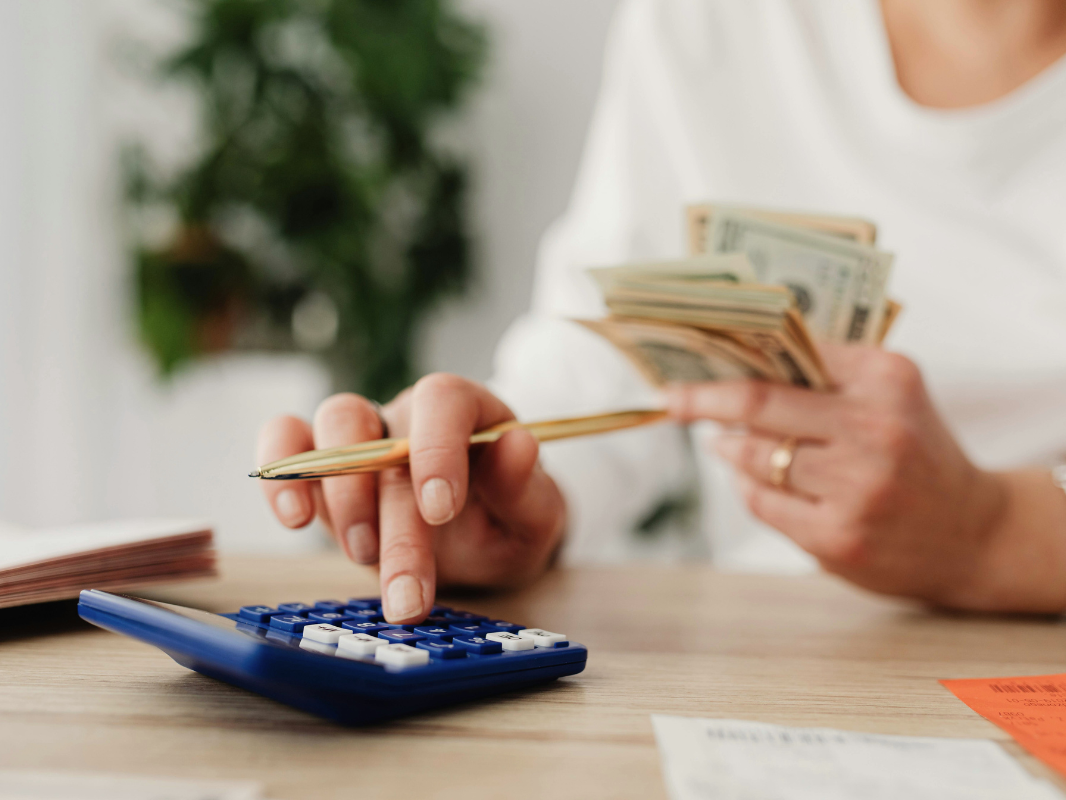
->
[942,673,1066,778]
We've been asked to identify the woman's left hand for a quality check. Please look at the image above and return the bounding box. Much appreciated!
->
[664,343,1011,609]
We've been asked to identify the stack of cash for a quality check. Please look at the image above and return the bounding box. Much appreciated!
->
[578,205,899,390]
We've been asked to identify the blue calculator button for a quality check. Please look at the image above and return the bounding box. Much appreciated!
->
[430,605,452,615]
[238,605,279,623]
[345,598,380,610]
[308,611,352,625]
[377,629,426,646]
[452,636,503,655]
[413,626,454,642]
[313,600,347,613]
[342,621,391,635]
[270,614,314,633]
[449,622,497,637]
[346,608,384,623]
[276,602,314,615]
[444,610,488,623]
[485,620,525,633]
[416,640,465,659]
[423,615,451,628]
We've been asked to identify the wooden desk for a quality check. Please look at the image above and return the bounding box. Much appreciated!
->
[3,556,1066,798]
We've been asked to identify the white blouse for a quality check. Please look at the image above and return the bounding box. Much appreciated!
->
[489,0,1066,571]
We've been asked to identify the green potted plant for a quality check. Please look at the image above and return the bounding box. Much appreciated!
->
[125,0,486,401]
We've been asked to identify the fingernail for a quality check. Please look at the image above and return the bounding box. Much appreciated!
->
[275,489,307,526]
[345,523,377,565]
[385,574,424,621]
[420,477,456,525]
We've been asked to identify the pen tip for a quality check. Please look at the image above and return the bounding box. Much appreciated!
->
[248,470,261,478]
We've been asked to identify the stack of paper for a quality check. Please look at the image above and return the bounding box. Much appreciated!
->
[652,716,1065,800]
[0,519,215,608]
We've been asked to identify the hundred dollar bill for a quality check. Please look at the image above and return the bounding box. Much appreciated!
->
[686,203,878,256]
[704,209,894,344]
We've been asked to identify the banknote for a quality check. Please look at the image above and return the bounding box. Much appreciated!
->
[577,318,778,386]
[686,203,878,255]
[588,253,757,297]
[704,209,894,344]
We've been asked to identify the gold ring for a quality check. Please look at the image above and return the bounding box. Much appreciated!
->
[769,437,799,488]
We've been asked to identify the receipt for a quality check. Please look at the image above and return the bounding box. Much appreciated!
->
[651,715,1064,800]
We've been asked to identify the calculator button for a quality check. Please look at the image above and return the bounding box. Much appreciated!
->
[416,640,465,659]
[313,599,347,613]
[452,636,503,655]
[270,614,315,633]
[277,602,314,615]
[485,620,525,634]
[345,598,380,610]
[375,643,431,667]
[485,631,534,651]
[302,623,352,644]
[413,626,454,642]
[448,622,497,637]
[423,615,451,628]
[342,621,391,635]
[378,629,426,646]
[307,611,352,625]
[346,608,384,623]
[238,605,279,623]
[430,605,452,615]
[337,633,388,657]
[517,628,567,647]
[444,610,488,623]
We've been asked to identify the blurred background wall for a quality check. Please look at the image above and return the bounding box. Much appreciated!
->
[0,0,620,550]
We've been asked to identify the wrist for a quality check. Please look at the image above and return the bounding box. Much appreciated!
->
[951,469,1066,613]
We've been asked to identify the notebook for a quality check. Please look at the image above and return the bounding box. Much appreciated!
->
[0,518,216,609]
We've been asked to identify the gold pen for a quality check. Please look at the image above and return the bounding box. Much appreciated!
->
[250,408,668,480]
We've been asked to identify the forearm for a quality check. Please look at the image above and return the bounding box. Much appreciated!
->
[959,469,1066,614]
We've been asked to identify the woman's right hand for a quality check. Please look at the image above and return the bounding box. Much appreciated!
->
[257,374,567,624]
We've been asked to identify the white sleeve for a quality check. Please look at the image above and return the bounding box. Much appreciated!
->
[487,0,702,563]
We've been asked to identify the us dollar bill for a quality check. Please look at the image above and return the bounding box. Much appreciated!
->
[575,317,819,387]
[686,203,878,256]
[704,209,894,344]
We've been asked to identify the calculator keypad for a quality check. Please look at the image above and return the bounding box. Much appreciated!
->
[230,598,568,670]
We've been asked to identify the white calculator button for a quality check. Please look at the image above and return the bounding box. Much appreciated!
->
[337,633,387,657]
[517,628,566,647]
[485,631,534,651]
[301,623,352,644]
[375,643,431,667]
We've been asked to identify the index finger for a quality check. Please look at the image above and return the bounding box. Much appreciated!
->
[663,379,842,439]
[406,373,515,526]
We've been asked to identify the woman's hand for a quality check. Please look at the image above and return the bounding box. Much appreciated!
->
[257,374,566,624]
[665,343,1066,612]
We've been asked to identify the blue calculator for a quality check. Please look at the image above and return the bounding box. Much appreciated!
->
[77,589,587,724]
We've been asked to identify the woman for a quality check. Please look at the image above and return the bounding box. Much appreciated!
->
[258,0,1066,622]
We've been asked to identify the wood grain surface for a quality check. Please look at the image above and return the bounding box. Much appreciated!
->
[2,555,1066,799]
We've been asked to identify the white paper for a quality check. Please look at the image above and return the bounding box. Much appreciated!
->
[652,715,1065,800]
[0,518,211,571]
[0,771,262,800]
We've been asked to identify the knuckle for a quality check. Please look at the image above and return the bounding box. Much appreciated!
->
[738,436,764,473]
[734,380,771,423]
[314,392,376,432]
[867,415,915,459]
[413,372,468,402]
[409,440,465,467]
[871,352,923,400]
